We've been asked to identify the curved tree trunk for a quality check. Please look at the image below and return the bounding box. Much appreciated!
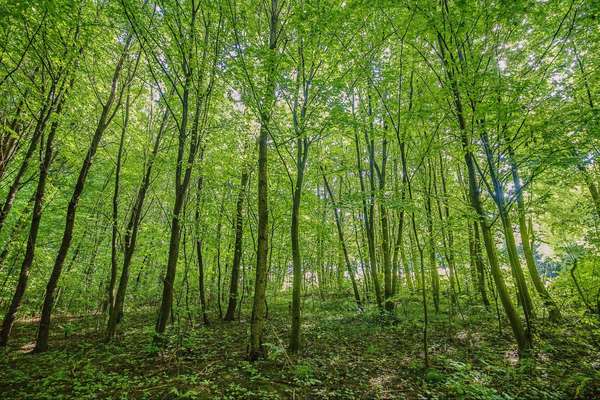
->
[481,130,535,326]
[508,147,560,321]
[0,92,64,346]
[106,106,168,341]
[248,0,279,362]
[35,35,133,352]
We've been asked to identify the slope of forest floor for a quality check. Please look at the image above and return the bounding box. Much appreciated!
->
[1,296,599,399]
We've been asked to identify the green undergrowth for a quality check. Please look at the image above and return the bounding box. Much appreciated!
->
[1,297,599,399]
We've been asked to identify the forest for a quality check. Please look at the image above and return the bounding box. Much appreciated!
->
[0,0,599,398]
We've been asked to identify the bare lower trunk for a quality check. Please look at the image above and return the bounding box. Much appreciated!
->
[472,222,490,307]
[424,167,440,313]
[248,0,278,362]
[322,171,362,309]
[224,171,248,321]
[35,35,132,352]
[107,93,130,317]
[194,173,210,325]
[437,3,530,355]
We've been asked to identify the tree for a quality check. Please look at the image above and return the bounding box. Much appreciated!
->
[34,29,136,352]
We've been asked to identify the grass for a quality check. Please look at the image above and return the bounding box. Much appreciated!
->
[1,294,599,399]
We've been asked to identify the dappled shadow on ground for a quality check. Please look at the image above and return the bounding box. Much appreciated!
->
[1,297,599,399]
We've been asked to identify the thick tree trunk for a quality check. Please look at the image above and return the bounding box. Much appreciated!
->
[249,119,271,360]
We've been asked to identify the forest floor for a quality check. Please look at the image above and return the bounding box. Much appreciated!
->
[1,295,600,399]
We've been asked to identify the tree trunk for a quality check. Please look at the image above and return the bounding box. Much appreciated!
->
[410,191,428,368]
[197,238,209,325]
[34,35,133,352]
[424,166,440,313]
[508,147,560,321]
[481,130,535,325]
[214,190,227,320]
[436,155,458,302]
[0,93,30,182]
[248,0,279,362]
[154,15,218,331]
[106,106,168,341]
[0,80,60,234]
[472,222,490,307]
[437,3,530,355]
[107,92,130,318]
[459,113,530,354]
[376,132,393,311]
[353,114,382,309]
[0,92,63,346]
[392,158,408,294]
[322,171,362,309]
[224,171,248,321]
[194,172,210,326]
[289,137,308,353]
